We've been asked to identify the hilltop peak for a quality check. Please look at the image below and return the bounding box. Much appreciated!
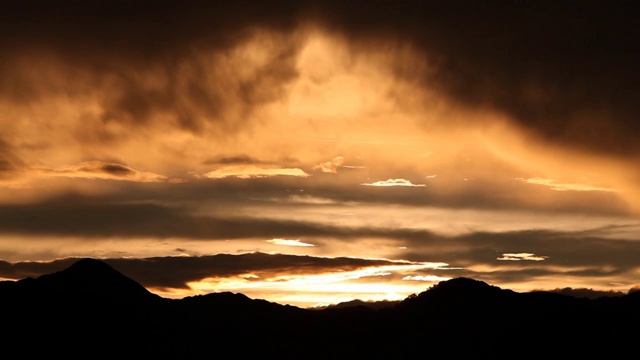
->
[31,257,157,301]
[399,277,514,310]
[63,257,119,276]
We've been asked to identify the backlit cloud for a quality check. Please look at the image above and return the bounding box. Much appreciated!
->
[516,178,615,192]
[497,253,548,261]
[313,156,345,173]
[402,275,452,282]
[283,194,339,205]
[267,239,315,247]
[362,179,426,187]
[204,165,310,179]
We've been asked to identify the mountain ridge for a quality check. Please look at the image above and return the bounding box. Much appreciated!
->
[1,258,638,359]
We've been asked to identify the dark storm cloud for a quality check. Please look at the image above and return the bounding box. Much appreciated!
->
[0,252,403,289]
[0,0,640,155]
[2,1,638,155]
[0,0,304,133]
[308,0,640,157]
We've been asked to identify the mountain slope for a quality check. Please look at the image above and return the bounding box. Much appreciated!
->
[1,258,638,359]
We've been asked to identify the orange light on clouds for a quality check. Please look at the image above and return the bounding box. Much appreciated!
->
[186,262,450,307]
[267,239,316,247]
[34,161,170,183]
[497,253,549,261]
[361,179,426,187]
[204,165,310,179]
[515,177,616,192]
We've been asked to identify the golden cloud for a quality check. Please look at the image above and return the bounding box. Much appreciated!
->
[204,165,310,179]
[361,179,426,187]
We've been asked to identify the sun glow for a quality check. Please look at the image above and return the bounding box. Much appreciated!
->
[186,262,448,307]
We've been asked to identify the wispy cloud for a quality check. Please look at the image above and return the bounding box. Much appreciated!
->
[284,194,338,205]
[267,238,315,247]
[516,178,615,192]
[402,275,452,282]
[497,253,548,261]
[362,179,426,187]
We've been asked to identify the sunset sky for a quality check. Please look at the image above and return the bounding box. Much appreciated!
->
[1,0,639,308]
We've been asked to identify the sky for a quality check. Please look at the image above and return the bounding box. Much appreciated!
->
[1,0,639,308]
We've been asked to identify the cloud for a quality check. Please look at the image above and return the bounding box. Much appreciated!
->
[0,138,25,180]
[267,239,315,247]
[313,156,344,173]
[203,155,264,165]
[361,179,426,187]
[34,161,171,183]
[497,253,548,261]
[204,165,310,179]
[1,1,639,160]
[0,195,339,239]
[402,275,451,282]
[0,1,305,140]
[515,177,616,192]
[1,192,639,299]
[283,194,339,205]
[313,1,640,158]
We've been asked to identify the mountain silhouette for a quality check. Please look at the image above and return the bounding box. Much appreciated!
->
[1,258,638,359]
[26,257,159,300]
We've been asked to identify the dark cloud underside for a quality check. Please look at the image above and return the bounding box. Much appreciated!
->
[2,1,638,155]
[0,200,336,239]
[311,0,640,157]
[0,252,403,289]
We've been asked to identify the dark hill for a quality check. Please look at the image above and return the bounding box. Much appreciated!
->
[29,257,159,300]
[1,258,638,359]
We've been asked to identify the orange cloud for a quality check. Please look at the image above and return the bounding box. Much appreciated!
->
[515,177,616,192]
[497,253,548,261]
[313,156,345,173]
[34,161,170,183]
[204,165,310,179]
[267,239,316,247]
[361,179,426,187]
[402,275,452,282]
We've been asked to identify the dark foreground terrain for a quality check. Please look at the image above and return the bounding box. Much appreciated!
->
[1,258,638,358]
